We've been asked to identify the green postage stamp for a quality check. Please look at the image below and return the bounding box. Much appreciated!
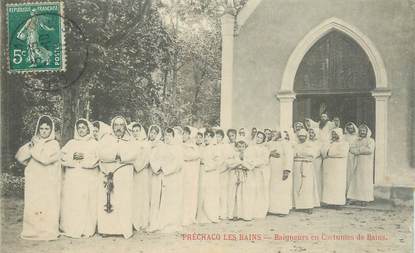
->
[7,2,66,73]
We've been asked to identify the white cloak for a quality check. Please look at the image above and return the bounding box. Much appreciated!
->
[60,136,99,238]
[148,142,183,232]
[347,137,375,202]
[197,143,220,223]
[321,141,349,205]
[181,141,201,225]
[97,134,136,238]
[226,147,256,220]
[251,143,271,219]
[132,140,151,230]
[268,140,293,215]
[16,139,61,241]
[293,142,318,209]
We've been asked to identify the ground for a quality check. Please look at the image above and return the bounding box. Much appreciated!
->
[0,198,413,253]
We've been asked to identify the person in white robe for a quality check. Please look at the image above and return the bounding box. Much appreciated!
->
[321,128,349,208]
[15,115,61,241]
[148,128,184,232]
[268,130,293,216]
[181,126,201,225]
[308,127,323,206]
[292,129,318,214]
[97,116,136,238]
[197,129,220,223]
[60,119,99,238]
[215,129,230,219]
[225,128,238,219]
[347,124,375,206]
[130,122,151,231]
[344,122,359,191]
[251,131,271,219]
[226,140,256,220]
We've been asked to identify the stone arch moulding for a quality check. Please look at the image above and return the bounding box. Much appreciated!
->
[276,17,391,185]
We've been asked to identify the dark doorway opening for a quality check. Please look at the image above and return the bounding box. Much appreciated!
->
[293,30,376,137]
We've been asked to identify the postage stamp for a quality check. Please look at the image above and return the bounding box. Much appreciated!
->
[6,2,66,73]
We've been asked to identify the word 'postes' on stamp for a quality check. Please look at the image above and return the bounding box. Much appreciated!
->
[7,2,66,73]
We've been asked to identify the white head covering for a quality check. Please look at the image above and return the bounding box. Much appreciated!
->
[74,118,94,141]
[358,124,372,139]
[293,122,305,132]
[92,121,111,140]
[297,128,309,138]
[34,115,56,142]
[183,126,198,144]
[129,121,147,141]
[344,122,358,135]
[308,126,319,141]
[148,124,162,141]
[110,116,131,141]
[331,127,344,142]
[173,126,184,144]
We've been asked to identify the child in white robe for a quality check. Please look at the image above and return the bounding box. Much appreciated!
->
[227,140,256,220]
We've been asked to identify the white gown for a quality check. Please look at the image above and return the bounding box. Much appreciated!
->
[15,116,61,241]
[97,132,136,238]
[181,141,200,225]
[226,146,256,220]
[197,143,220,223]
[321,141,349,205]
[216,142,230,219]
[132,140,151,230]
[292,142,318,209]
[347,137,375,202]
[251,143,271,219]
[148,142,184,232]
[268,140,293,215]
[60,123,99,238]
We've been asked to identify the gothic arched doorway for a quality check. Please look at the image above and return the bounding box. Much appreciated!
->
[293,30,375,135]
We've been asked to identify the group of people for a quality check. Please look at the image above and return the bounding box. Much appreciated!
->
[15,113,375,241]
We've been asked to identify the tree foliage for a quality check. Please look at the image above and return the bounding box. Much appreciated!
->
[2,0,249,164]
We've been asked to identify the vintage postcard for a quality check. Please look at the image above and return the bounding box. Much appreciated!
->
[0,0,414,252]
